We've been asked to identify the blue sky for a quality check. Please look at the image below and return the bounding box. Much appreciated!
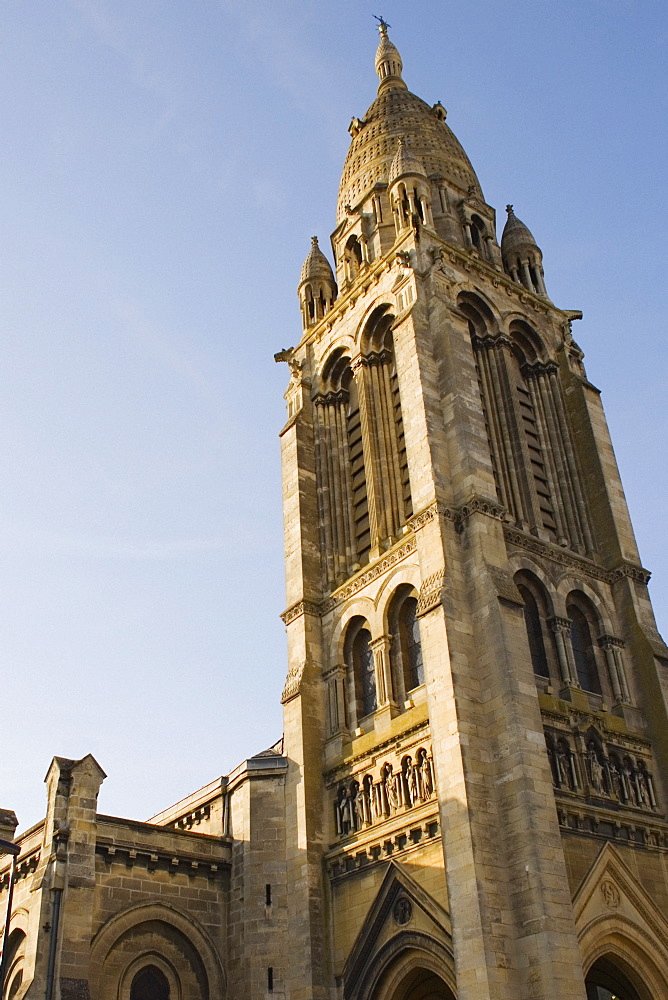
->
[2,0,667,831]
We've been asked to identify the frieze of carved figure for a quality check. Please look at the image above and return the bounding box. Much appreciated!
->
[332,746,435,839]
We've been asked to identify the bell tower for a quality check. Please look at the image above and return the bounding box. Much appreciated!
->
[276,22,668,1000]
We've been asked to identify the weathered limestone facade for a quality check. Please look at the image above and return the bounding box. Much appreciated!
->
[3,23,668,1000]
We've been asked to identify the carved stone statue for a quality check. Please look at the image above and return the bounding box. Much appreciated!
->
[360,776,373,825]
[403,758,415,807]
[418,749,433,799]
[350,782,359,830]
[637,771,649,808]
[609,761,625,801]
[336,786,353,836]
[556,748,571,789]
[384,764,398,813]
[588,748,605,794]
[623,762,638,805]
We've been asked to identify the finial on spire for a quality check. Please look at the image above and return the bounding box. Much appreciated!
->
[374,16,405,92]
[506,204,514,215]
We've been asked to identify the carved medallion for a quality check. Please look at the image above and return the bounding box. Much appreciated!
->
[393,896,413,925]
[600,879,620,909]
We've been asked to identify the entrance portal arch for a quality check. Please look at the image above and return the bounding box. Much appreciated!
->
[374,966,455,1000]
[585,954,652,1000]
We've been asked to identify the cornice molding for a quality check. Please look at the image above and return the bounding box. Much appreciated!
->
[408,495,507,534]
[504,526,651,587]
[320,538,417,615]
[280,600,322,626]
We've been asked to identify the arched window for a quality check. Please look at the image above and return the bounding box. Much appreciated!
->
[390,588,424,699]
[517,583,550,678]
[344,236,363,283]
[314,351,371,589]
[360,307,413,538]
[2,929,26,1000]
[470,214,487,258]
[343,368,371,565]
[568,602,601,693]
[345,619,377,720]
[130,966,170,1000]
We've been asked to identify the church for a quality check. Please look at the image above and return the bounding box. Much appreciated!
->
[3,23,668,1000]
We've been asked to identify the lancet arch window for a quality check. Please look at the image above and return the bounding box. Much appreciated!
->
[344,235,363,284]
[314,349,371,589]
[2,929,26,1000]
[469,214,488,259]
[389,585,424,701]
[345,617,377,721]
[515,575,551,680]
[566,595,602,695]
[313,306,413,592]
[463,291,593,556]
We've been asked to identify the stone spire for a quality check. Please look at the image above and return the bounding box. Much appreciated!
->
[374,19,407,93]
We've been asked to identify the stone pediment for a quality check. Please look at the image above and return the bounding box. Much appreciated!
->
[573,842,668,995]
[342,860,452,999]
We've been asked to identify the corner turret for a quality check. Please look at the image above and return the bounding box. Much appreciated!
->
[298,237,337,330]
[501,204,548,296]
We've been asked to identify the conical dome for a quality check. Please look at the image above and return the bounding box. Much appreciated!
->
[299,236,335,286]
[388,139,427,183]
[337,28,483,223]
[501,205,539,256]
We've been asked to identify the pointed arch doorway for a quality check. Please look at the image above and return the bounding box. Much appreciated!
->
[373,967,455,1000]
[585,955,651,1000]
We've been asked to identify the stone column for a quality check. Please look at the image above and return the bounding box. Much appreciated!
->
[370,634,397,729]
[548,616,574,686]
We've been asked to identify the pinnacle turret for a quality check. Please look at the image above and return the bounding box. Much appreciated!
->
[501,205,548,297]
[298,237,337,330]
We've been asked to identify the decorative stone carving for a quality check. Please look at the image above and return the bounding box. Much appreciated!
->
[504,526,651,588]
[416,569,446,617]
[320,538,416,614]
[600,879,620,909]
[281,600,322,625]
[281,661,307,704]
[545,725,658,813]
[393,896,413,925]
[332,746,435,840]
